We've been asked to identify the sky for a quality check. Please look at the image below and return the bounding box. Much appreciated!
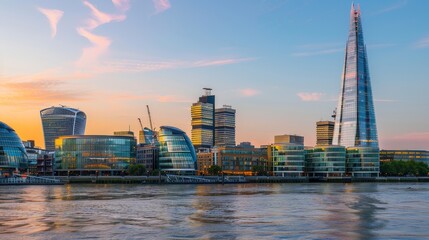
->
[0,0,428,150]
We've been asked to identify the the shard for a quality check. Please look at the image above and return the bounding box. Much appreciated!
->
[333,4,378,148]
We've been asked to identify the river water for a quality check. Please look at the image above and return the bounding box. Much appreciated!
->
[0,183,428,239]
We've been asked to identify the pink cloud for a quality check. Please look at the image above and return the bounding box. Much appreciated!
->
[112,0,130,12]
[152,0,171,13]
[297,92,324,101]
[112,93,191,103]
[194,57,255,67]
[76,28,111,67]
[83,1,126,30]
[37,7,64,38]
[239,88,260,97]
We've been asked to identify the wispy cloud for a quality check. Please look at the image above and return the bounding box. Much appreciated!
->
[98,57,255,73]
[76,1,129,68]
[297,92,324,101]
[152,0,171,14]
[292,48,343,57]
[239,88,260,97]
[112,0,130,12]
[0,76,87,106]
[373,0,407,15]
[37,7,64,38]
[414,36,429,49]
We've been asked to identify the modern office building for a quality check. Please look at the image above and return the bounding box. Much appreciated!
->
[305,146,346,177]
[346,147,379,177]
[215,105,236,146]
[380,150,429,166]
[54,135,136,176]
[40,106,87,151]
[269,143,305,177]
[191,88,215,150]
[23,140,48,175]
[316,121,334,146]
[274,134,304,145]
[333,5,378,148]
[136,144,159,172]
[0,121,28,176]
[158,126,197,174]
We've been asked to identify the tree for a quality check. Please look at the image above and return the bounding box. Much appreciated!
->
[380,160,429,176]
[252,166,267,176]
[207,165,222,175]
[128,164,147,176]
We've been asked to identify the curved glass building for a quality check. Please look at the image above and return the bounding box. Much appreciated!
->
[158,126,196,174]
[0,122,28,175]
[333,4,378,148]
[40,106,87,151]
[55,135,136,175]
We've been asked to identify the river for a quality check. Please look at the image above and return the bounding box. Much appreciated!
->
[0,183,428,239]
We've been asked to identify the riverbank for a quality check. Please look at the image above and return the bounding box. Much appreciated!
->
[15,175,428,184]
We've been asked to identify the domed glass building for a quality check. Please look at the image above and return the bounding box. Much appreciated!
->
[0,121,28,175]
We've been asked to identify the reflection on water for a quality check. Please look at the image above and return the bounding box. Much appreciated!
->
[0,183,428,239]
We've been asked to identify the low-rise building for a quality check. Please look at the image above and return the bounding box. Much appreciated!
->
[380,150,429,166]
[269,143,305,177]
[305,146,346,177]
[136,143,159,172]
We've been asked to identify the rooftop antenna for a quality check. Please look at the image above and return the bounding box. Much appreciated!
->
[203,87,212,96]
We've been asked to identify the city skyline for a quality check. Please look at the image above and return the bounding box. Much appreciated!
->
[1,0,428,149]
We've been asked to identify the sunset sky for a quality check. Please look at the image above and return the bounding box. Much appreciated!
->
[1,0,428,149]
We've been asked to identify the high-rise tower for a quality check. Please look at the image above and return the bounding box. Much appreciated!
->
[191,88,215,150]
[333,4,378,148]
[40,106,86,151]
[215,105,236,146]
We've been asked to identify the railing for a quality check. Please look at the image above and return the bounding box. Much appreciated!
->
[165,174,247,183]
[0,175,62,185]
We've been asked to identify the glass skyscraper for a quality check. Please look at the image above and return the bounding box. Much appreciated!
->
[333,4,378,148]
[215,105,236,146]
[191,88,215,150]
[40,106,87,151]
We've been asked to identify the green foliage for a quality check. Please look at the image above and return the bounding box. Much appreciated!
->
[151,169,160,176]
[252,166,267,176]
[380,160,429,176]
[207,165,222,175]
[128,164,147,176]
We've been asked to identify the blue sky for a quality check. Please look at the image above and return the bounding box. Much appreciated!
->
[0,0,428,149]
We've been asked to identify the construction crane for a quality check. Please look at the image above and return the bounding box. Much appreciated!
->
[146,105,154,131]
[137,118,146,144]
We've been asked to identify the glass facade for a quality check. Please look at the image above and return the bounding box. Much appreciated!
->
[380,150,429,166]
[191,89,215,150]
[40,106,87,151]
[306,146,346,177]
[269,143,305,177]
[158,126,197,174]
[0,122,28,175]
[215,106,236,146]
[55,135,136,175]
[316,121,334,146]
[333,5,378,148]
[346,147,379,177]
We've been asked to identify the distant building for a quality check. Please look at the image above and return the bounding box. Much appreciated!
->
[215,105,236,146]
[237,142,255,148]
[316,121,334,146]
[158,126,196,175]
[0,121,28,176]
[114,131,134,137]
[333,5,378,148]
[274,134,304,145]
[40,106,86,151]
[305,146,346,177]
[55,135,136,176]
[269,143,305,177]
[197,151,215,175]
[191,88,215,150]
[380,150,429,166]
[136,144,159,172]
[37,153,54,176]
[23,140,48,175]
[218,145,268,176]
